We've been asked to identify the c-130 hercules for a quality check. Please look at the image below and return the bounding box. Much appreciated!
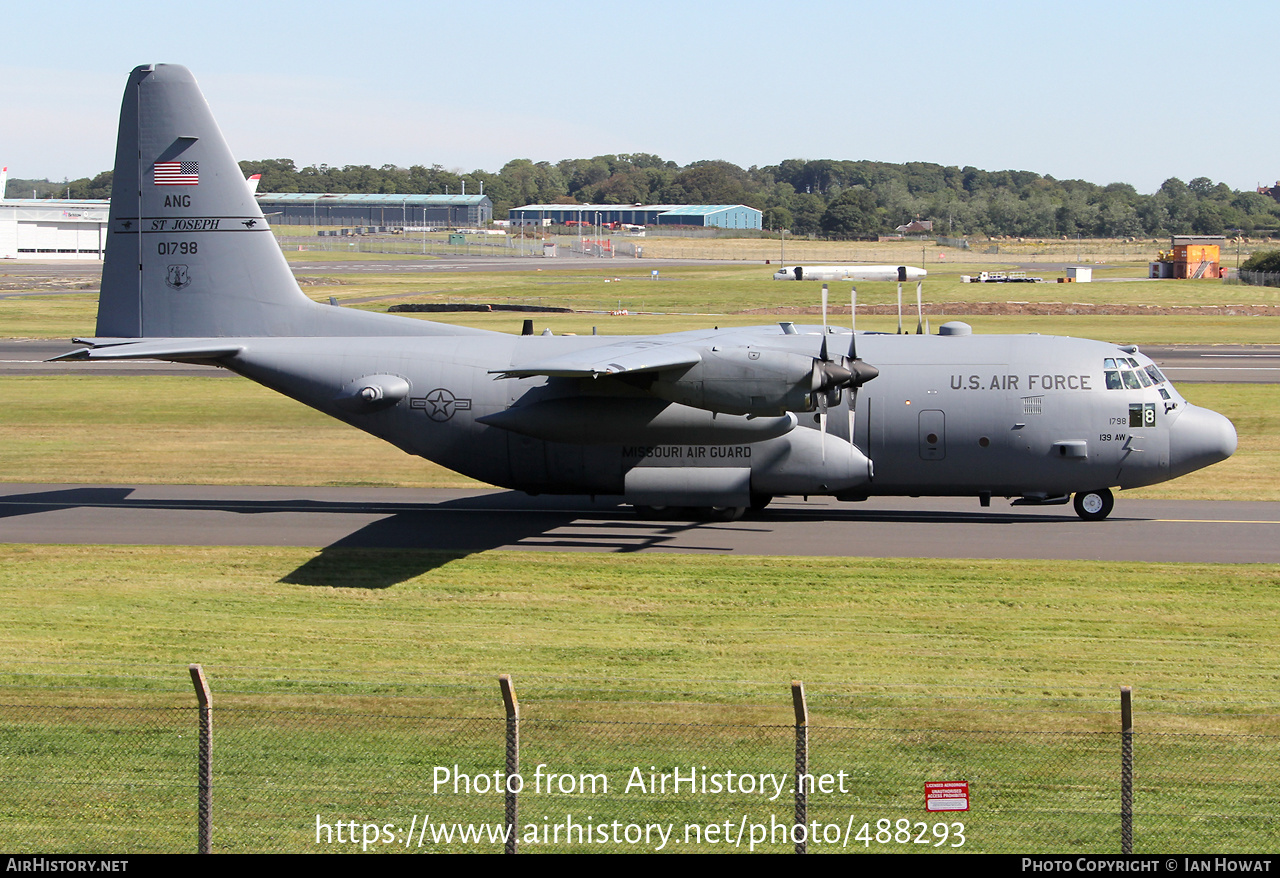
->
[59,65,1237,521]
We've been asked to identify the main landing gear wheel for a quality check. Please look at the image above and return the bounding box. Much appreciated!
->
[1073,488,1114,521]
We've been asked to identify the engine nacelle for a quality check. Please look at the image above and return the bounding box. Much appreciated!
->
[646,346,828,416]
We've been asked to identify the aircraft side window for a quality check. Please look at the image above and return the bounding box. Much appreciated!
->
[1126,357,1141,368]
[1145,365,1165,384]
[1135,369,1152,387]
[1121,370,1142,390]
[1158,388,1170,400]
[1105,370,1122,390]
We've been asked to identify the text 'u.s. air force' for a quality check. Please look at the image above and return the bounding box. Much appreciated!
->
[951,374,1092,391]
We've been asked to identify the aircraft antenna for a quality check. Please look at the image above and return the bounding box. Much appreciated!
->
[916,280,924,334]
[897,265,907,334]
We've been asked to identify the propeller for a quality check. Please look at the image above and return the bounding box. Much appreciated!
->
[810,284,879,458]
[842,285,878,447]
[848,287,859,442]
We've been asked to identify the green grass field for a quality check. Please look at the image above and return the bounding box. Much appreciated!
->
[1,548,1277,852]
[3,255,1279,341]
[4,547,1276,722]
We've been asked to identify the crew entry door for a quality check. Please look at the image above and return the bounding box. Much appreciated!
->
[919,409,946,460]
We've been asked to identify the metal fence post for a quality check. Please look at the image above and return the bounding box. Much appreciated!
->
[189,664,212,854]
[792,680,808,854]
[1120,685,1133,854]
[499,674,519,854]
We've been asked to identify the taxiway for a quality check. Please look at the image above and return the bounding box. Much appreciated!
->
[1,484,1275,563]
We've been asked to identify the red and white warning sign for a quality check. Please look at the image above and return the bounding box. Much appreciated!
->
[925,781,970,812]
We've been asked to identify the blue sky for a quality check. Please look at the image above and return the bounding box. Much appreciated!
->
[3,0,1274,194]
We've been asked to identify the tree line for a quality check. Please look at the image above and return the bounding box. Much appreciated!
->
[15,156,1280,239]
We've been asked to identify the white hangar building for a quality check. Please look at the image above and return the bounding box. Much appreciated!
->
[0,198,110,260]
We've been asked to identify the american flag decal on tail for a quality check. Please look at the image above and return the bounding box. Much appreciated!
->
[154,161,199,186]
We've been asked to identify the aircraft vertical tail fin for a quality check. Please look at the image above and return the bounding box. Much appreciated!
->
[98,64,321,338]
[97,64,474,340]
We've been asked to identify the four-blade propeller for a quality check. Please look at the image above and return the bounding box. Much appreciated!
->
[814,284,880,455]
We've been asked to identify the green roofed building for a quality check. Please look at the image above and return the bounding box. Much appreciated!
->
[255,193,492,227]
[508,203,762,230]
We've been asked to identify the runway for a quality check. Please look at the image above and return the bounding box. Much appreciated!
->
[1147,344,1280,384]
[1,484,1276,564]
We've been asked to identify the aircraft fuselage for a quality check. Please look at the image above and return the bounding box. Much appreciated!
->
[223,325,1232,509]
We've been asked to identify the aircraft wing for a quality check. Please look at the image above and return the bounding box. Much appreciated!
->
[50,338,246,362]
[492,341,702,379]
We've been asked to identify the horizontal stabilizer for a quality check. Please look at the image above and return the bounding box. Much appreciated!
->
[494,342,701,379]
[50,339,245,362]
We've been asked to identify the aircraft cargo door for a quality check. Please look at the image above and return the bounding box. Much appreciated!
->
[919,410,946,460]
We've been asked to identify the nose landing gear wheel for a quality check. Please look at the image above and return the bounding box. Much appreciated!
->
[1073,488,1114,521]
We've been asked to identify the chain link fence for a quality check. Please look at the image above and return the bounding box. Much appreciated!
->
[274,232,634,260]
[1237,269,1280,287]
[1,678,1276,854]
[273,230,1227,267]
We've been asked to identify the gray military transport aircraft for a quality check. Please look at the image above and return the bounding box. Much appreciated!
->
[57,65,1238,522]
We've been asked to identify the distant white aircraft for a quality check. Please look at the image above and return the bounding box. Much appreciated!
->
[773,265,927,282]
[245,173,261,194]
[1,167,7,199]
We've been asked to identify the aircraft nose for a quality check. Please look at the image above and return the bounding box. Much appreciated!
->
[1168,404,1237,479]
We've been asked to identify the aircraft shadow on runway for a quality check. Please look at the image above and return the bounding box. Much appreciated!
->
[0,486,736,587]
[0,486,1081,588]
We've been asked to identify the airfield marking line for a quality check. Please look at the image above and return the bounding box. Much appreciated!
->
[1154,519,1280,525]
[1,500,548,512]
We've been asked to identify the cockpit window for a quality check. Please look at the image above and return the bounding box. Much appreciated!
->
[1103,357,1168,391]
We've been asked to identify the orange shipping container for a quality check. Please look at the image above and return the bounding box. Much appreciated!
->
[1173,244,1220,263]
